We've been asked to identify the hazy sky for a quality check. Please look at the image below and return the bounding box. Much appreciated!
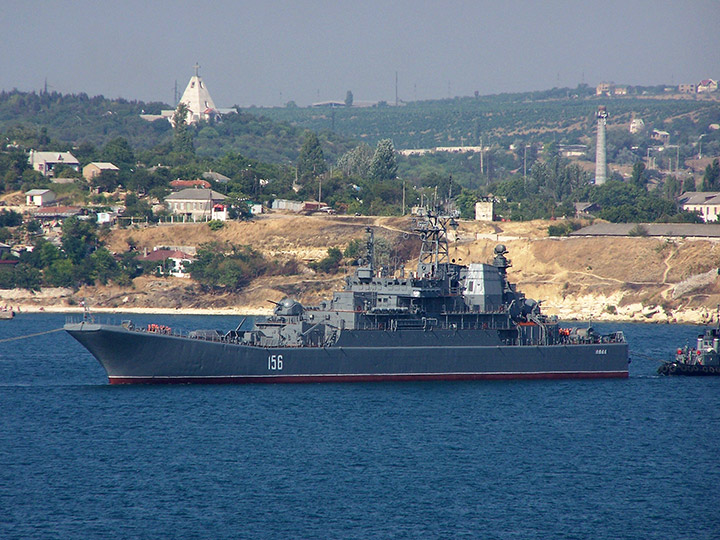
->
[3,1,719,107]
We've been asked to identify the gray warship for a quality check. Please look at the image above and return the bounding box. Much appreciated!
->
[658,324,720,376]
[65,213,629,384]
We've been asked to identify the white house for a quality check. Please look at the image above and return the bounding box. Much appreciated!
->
[475,200,494,221]
[211,203,228,221]
[164,188,227,221]
[25,189,56,207]
[271,198,304,212]
[139,249,196,278]
[678,192,720,222]
[28,151,79,177]
[697,79,718,93]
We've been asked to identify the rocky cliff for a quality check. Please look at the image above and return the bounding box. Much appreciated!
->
[9,215,720,323]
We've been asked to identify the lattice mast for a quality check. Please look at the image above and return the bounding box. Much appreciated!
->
[414,212,458,277]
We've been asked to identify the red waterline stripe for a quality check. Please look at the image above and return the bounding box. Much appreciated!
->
[108,371,629,385]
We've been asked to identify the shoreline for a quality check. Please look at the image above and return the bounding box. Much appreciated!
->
[5,303,714,325]
[10,305,274,316]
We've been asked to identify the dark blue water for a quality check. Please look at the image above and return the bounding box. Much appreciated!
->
[1,314,718,540]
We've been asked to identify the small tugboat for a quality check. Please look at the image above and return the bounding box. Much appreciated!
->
[658,324,720,376]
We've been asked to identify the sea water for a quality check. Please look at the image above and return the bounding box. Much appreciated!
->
[0,314,718,540]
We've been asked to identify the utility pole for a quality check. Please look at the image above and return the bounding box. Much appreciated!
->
[480,137,484,178]
[395,71,398,107]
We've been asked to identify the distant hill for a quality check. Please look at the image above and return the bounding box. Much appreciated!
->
[2,86,718,181]
[0,90,353,165]
[251,89,720,149]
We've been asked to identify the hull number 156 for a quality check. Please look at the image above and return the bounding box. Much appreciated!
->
[268,354,284,370]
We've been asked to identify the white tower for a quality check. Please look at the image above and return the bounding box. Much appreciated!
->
[177,63,217,124]
[595,106,608,185]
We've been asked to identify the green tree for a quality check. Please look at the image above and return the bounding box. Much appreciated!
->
[91,169,120,192]
[61,217,98,264]
[309,247,343,273]
[337,143,373,178]
[345,90,354,107]
[12,263,41,290]
[172,102,195,157]
[630,161,647,188]
[455,189,479,219]
[90,247,119,285]
[44,259,75,287]
[124,193,154,220]
[369,139,398,182]
[189,242,266,290]
[102,137,135,167]
[682,175,696,193]
[701,159,720,191]
[0,210,22,227]
[297,131,326,182]
[662,175,681,200]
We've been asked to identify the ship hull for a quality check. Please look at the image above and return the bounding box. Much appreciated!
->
[66,323,629,384]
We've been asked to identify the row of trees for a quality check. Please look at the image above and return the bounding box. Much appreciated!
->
[0,218,141,290]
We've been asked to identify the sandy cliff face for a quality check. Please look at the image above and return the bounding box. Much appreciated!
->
[11,216,720,323]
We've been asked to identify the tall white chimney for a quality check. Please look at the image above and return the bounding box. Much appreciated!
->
[595,106,609,185]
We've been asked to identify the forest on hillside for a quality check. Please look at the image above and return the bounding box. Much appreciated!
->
[1,86,719,227]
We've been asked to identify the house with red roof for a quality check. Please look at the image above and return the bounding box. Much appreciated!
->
[139,248,196,277]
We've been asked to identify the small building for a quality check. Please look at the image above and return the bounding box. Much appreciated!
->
[629,118,645,134]
[97,212,118,225]
[475,199,495,221]
[271,199,304,212]
[651,129,670,146]
[83,162,119,181]
[25,189,56,207]
[679,83,697,94]
[574,202,601,218]
[677,192,720,222]
[596,82,615,96]
[170,179,211,190]
[202,171,231,183]
[697,79,718,93]
[139,248,196,278]
[28,151,79,177]
[164,188,227,221]
[302,201,322,213]
[558,144,588,158]
[211,203,228,221]
[31,206,83,221]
